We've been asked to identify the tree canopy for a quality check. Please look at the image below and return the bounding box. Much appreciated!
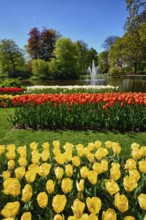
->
[0,39,26,77]
[27,27,59,61]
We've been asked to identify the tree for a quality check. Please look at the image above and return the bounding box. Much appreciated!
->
[0,39,26,77]
[125,0,146,31]
[98,51,109,73]
[27,27,59,61]
[102,36,119,51]
[108,38,125,68]
[49,38,79,79]
[122,30,146,73]
[75,40,89,74]
[31,59,48,78]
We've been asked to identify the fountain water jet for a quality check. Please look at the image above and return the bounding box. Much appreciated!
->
[91,60,97,80]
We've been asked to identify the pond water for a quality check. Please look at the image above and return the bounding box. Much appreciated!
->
[23,75,146,92]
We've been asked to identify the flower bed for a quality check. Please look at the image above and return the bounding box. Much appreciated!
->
[0,141,146,220]
[10,93,146,132]
[26,85,118,94]
[0,87,24,95]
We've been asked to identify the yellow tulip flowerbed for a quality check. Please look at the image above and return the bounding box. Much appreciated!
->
[0,141,146,220]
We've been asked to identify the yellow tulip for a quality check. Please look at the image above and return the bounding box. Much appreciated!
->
[95,147,108,160]
[2,217,15,220]
[138,160,146,173]
[6,151,16,160]
[28,163,38,173]
[131,143,140,150]
[25,170,36,183]
[42,142,50,149]
[53,146,61,156]
[76,144,84,157]
[7,160,15,170]
[53,214,64,220]
[31,150,41,164]
[53,140,60,148]
[65,164,73,177]
[93,162,103,174]
[80,166,89,179]
[125,158,137,170]
[22,184,33,202]
[123,175,137,192]
[129,169,141,182]
[104,140,112,148]
[110,167,121,181]
[95,140,102,148]
[87,142,96,151]
[52,195,67,213]
[140,146,146,156]
[86,197,102,214]
[87,170,98,185]
[124,216,136,220]
[37,192,48,208]
[114,192,129,213]
[1,201,20,218]
[38,163,51,177]
[88,214,99,220]
[55,154,66,165]
[105,179,120,195]
[30,142,38,150]
[46,179,55,194]
[17,146,27,157]
[3,178,21,197]
[101,159,108,172]
[61,178,72,194]
[72,156,80,167]
[18,156,27,167]
[102,208,117,220]
[14,167,25,180]
[111,142,121,155]
[138,193,146,210]
[2,171,11,180]
[41,149,50,161]
[71,199,85,217]
[76,179,84,192]
[7,144,16,152]
[0,145,6,154]
[21,212,32,220]
[86,152,95,163]
[131,149,142,160]
[54,167,64,180]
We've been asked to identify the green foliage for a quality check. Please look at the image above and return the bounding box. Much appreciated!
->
[0,78,21,87]
[1,108,146,156]
[0,39,26,77]
[98,51,109,73]
[10,102,146,132]
[108,66,123,76]
[49,38,80,79]
[31,59,49,78]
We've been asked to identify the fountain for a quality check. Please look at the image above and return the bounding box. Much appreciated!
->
[85,60,105,86]
[91,60,97,80]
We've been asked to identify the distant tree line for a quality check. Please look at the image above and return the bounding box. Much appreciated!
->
[0,0,146,80]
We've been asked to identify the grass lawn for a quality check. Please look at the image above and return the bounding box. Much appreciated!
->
[0,108,146,156]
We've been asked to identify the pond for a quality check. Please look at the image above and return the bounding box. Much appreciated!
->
[23,75,146,92]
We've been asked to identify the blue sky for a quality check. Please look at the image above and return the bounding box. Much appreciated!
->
[0,0,128,53]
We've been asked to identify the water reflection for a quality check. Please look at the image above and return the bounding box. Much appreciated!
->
[25,76,146,92]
